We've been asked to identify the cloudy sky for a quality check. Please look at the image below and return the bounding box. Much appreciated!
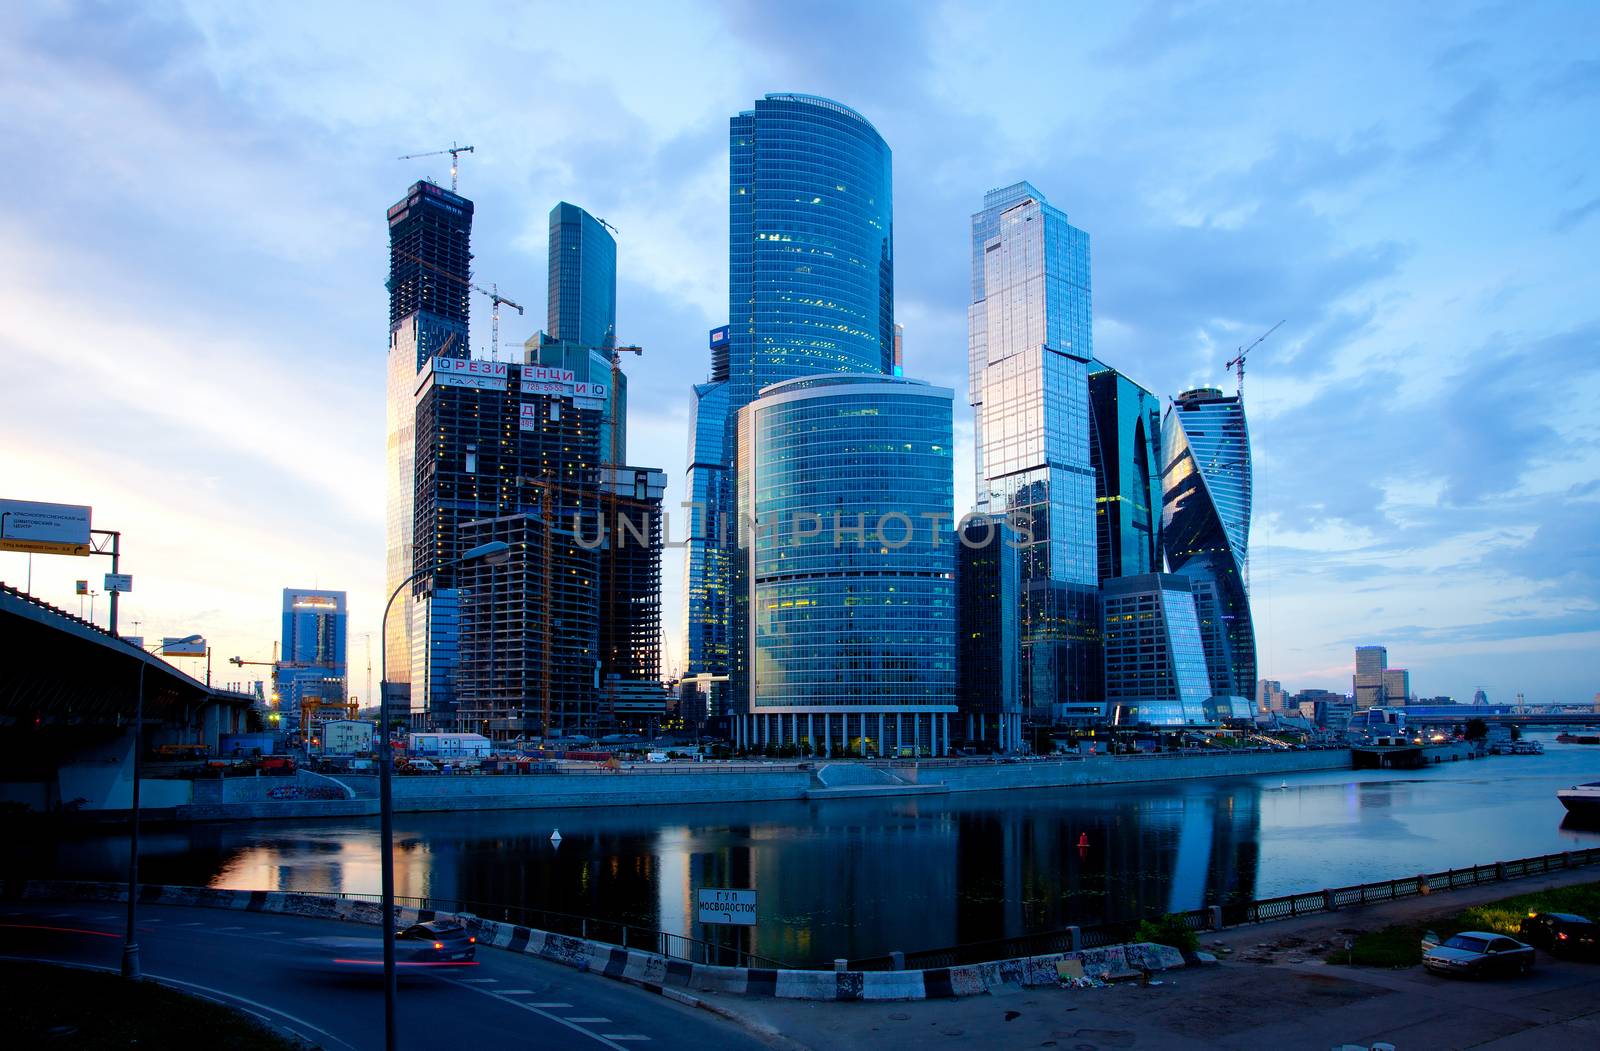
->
[3,1,1596,703]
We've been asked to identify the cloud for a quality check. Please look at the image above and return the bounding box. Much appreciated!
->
[1407,82,1499,162]
[1553,195,1600,234]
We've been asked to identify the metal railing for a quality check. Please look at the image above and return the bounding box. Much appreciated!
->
[329,890,789,970]
[849,846,1600,971]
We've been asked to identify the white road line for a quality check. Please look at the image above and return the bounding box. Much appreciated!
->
[434,977,629,1050]
[178,922,204,926]
[601,1036,650,1042]
[46,912,74,918]
[461,977,498,983]
[257,931,282,936]
[497,989,536,994]
[528,1002,573,1007]
[143,918,163,923]
[215,926,244,931]
[568,1017,612,1023]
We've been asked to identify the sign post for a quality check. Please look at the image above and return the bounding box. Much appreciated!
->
[0,499,92,556]
[697,888,757,926]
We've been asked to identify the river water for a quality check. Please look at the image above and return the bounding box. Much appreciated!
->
[7,735,1597,965]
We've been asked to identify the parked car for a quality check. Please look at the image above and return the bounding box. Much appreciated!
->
[404,758,440,774]
[1423,932,1536,977]
[256,755,297,776]
[1519,912,1600,959]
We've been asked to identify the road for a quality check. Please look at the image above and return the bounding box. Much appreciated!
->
[0,899,770,1051]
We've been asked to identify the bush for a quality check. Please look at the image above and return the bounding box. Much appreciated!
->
[1134,913,1198,953]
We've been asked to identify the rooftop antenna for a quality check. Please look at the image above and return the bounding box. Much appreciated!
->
[1224,320,1285,396]
[397,142,476,193]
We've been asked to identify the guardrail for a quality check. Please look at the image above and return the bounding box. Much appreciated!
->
[849,846,1600,971]
[327,890,789,970]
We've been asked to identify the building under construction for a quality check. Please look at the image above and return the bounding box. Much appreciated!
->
[599,466,668,729]
[456,512,599,740]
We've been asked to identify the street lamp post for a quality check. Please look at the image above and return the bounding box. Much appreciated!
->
[121,657,146,978]
[377,540,508,1051]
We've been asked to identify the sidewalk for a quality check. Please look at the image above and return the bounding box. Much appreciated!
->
[701,867,1600,1050]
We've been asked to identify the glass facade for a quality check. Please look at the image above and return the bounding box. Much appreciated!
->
[547,202,617,351]
[279,589,348,725]
[735,375,955,755]
[956,515,1022,752]
[385,181,473,697]
[1103,574,1212,726]
[1089,367,1163,580]
[1161,387,1256,718]
[685,95,895,714]
[680,376,731,721]
[968,182,1100,722]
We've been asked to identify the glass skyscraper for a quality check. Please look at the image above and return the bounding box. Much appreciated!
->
[968,182,1099,723]
[279,589,348,726]
[1103,574,1213,726]
[683,95,895,723]
[540,202,628,465]
[1161,386,1256,718]
[956,515,1022,752]
[735,374,955,756]
[1089,367,1163,580]
[384,181,473,711]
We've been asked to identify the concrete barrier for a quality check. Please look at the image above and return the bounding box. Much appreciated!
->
[1,880,1189,1002]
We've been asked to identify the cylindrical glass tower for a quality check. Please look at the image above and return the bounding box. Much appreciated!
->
[735,374,956,757]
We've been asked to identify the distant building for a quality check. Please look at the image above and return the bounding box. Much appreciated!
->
[892,323,905,376]
[1257,679,1288,712]
[970,182,1100,724]
[1382,668,1411,706]
[956,515,1021,753]
[735,374,956,757]
[1473,688,1489,705]
[598,466,668,729]
[1162,387,1255,719]
[279,589,348,728]
[1353,645,1388,709]
[1103,574,1213,726]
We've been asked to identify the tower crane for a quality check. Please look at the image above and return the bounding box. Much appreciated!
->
[397,142,476,192]
[474,283,524,361]
[1224,320,1285,396]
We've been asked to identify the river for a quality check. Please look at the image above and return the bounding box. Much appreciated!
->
[7,734,1597,966]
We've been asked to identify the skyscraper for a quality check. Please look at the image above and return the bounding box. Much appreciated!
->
[1102,574,1212,726]
[538,202,628,465]
[956,515,1021,752]
[1382,667,1411,706]
[279,589,348,726]
[684,94,895,722]
[1162,386,1256,718]
[968,182,1099,723]
[1353,644,1388,709]
[385,181,473,710]
[1089,367,1163,580]
[735,375,955,756]
[547,202,617,351]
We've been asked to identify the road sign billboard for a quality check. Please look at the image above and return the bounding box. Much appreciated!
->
[75,580,89,595]
[162,636,207,657]
[697,888,757,926]
[104,573,133,593]
[0,499,92,556]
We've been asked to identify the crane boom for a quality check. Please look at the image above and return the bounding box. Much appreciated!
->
[1224,319,1285,395]
[396,142,476,192]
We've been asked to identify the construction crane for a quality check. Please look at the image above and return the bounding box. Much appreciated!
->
[595,217,619,235]
[397,142,475,192]
[474,283,524,361]
[1224,320,1285,396]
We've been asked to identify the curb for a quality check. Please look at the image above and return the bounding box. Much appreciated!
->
[1,880,1188,1002]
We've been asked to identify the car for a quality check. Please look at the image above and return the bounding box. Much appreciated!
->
[1423,932,1535,977]
[1519,912,1600,959]
[397,919,477,962]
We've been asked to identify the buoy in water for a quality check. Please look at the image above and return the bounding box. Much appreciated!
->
[1077,832,1090,849]
[550,829,562,844]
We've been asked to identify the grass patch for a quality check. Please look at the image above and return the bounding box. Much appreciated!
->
[1327,880,1600,968]
[7,961,300,1050]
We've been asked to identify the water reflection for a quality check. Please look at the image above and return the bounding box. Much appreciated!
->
[6,737,1596,965]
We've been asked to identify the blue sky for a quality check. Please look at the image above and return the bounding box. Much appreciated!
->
[2,1,1596,703]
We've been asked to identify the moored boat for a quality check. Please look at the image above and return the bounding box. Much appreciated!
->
[1558,782,1600,818]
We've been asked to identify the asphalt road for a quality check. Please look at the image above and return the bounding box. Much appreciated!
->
[0,899,770,1051]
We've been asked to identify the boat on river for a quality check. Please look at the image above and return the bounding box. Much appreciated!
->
[1557,782,1600,818]
[1556,733,1600,745]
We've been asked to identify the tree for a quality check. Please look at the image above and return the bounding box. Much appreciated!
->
[1464,718,1489,741]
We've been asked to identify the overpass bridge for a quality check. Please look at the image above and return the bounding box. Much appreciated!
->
[1398,711,1600,727]
[0,582,255,811]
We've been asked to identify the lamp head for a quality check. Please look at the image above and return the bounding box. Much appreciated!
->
[462,540,512,566]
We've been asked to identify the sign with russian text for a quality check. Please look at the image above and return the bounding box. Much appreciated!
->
[519,403,541,431]
[520,366,576,396]
[104,573,133,593]
[162,636,207,657]
[433,357,508,390]
[0,498,92,556]
[697,888,757,926]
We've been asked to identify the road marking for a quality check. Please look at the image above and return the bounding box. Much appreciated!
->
[568,1017,612,1023]
[434,977,630,1050]
[461,977,498,983]
[601,1037,650,1043]
[528,1002,573,1007]
[215,926,244,931]
[497,989,536,994]
[46,912,75,918]
[179,922,205,926]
